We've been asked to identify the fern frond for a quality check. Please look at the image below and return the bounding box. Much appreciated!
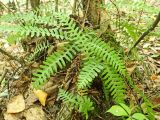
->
[6,32,23,44]
[77,95,94,119]
[58,89,94,119]
[0,11,55,26]
[49,13,129,79]
[136,88,155,120]
[79,38,127,77]
[0,24,66,40]
[77,57,103,90]
[100,64,126,103]
[32,44,79,89]
[27,41,50,61]
[58,89,77,105]
[20,25,66,38]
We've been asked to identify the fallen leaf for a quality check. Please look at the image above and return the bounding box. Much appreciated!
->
[126,61,138,75]
[23,106,46,120]
[25,91,38,106]
[7,94,25,113]
[151,74,158,81]
[4,113,21,120]
[34,89,47,106]
[124,48,129,53]
[150,96,160,105]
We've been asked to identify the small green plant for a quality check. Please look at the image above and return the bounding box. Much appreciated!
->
[107,103,149,120]
[58,89,94,119]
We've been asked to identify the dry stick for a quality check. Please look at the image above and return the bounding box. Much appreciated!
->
[109,0,121,30]
[0,48,23,65]
[72,0,77,14]
[0,69,8,84]
[55,0,58,12]
[129,12,160,53]
[15,0,21,12]
[0,1,14,13]
[82,0,90,28]
[7,66,22,99]
[26,0,29,10]
[136,0,146,33]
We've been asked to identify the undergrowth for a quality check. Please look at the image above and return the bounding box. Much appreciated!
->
[0,1,156,119]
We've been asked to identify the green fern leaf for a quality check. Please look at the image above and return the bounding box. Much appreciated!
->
[27,41,50,61]
[77,57,103,90]
[58,89,77,105]
[77,95,94,119]
[58,89,94,119]
[32,44,79,89]
[101,64,126,103]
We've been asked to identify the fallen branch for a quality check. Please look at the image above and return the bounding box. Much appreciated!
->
[129,12,160,53]
[0,48,23,64]
[0,69,8,84]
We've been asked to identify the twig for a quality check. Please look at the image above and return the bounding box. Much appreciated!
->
[15,0,21,12]
[0,69,8,84]
[82,0,90,28]
[129,12,160,53]
[26,0,29,10]
[0,1,14,13]
[72,0,77,14]
[0,1,24,24]
[136,0,146,33]
[55,0,58,12]
[109,0,121,30]
[7,66,22,99]
[0,48,23,65]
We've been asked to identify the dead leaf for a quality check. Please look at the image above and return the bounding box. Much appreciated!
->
[45,85,58,95]
[151,74,158,81]
[23,106,46,120]
[7,94,25,113]
[25,91,38,106]
[124,48,129,53]
[4,113,21,120]
[33,89,47,106]
[57,42,69,51]
[150,96,160,105]
[126,62,136,75]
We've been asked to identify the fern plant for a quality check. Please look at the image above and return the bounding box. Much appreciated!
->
[77,57,103,90]
[32,44,79,88]
[27,40,50,61]
[58,89,94,119]
[0,8,155,119]
[101,64,126,103]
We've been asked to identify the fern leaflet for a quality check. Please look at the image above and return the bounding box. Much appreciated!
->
[101,64,126,103]
[32,44,79,89]
[58,89,94,119]
[27,41,50,61]
[77,57,103,90]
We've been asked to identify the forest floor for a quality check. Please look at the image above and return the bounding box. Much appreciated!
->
[0,0,160,120]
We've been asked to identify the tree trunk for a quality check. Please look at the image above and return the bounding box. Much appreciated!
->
[82,0,111,36]
[30,0,40,10]
[82,0,103,27]
[26,0,29,10]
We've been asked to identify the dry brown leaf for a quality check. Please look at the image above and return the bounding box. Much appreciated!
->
[31,62,40,68]
[25,91,38,106]
[4,113,21,120]
[33,89,47,106]
[57,42,69,51]
[150,96,160,105]
[23,106,46,120]
[124,48,129,53]
[7,94,25,113]
[126,65,136,75]
[150,74,158,81]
